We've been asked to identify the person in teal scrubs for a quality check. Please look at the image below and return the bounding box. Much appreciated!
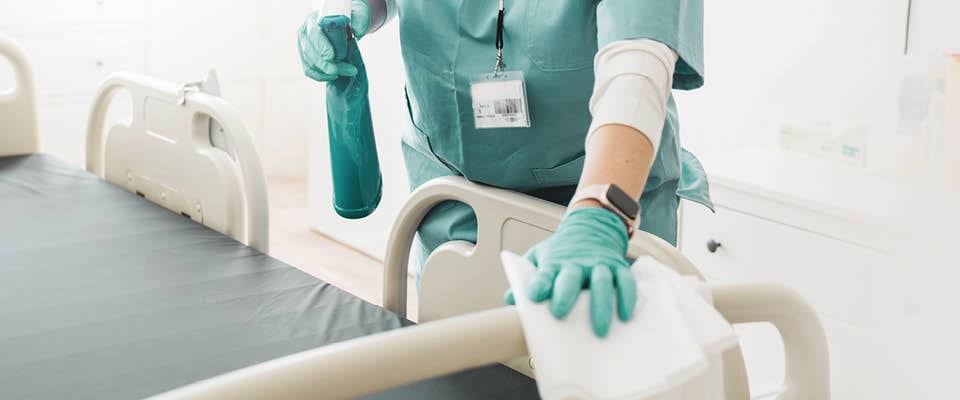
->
[299,0,712,337]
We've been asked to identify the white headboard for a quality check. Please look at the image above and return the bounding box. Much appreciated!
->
[86,72,269,252]
[0,34,39,157]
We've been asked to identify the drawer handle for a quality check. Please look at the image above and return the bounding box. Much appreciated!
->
[707,239,722,253]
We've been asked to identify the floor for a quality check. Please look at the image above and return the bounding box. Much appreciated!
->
[266,177,418,319]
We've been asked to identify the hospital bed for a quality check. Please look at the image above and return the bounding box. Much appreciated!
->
[0,34,830,399]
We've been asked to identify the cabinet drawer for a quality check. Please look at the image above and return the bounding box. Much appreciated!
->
[680,203,883,326]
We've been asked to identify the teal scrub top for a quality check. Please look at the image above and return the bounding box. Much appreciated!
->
[394,0,713,272]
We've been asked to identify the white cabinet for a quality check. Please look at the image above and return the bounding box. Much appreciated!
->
[681,203,887,399]
[682,205,883,326]
[678,147,918,399]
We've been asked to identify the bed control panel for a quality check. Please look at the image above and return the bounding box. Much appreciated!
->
[126,170,203,223]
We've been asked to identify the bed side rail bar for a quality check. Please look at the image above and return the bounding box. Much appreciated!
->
[85,72,269,252]
[382,176,704,319]
[152,283,828,400]
[0,34,39,156]
[712,283,831,400]
[152,307,527,400]
[382,176,829,399]
[154,176,828,399]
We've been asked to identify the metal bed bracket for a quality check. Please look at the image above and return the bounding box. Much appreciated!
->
[126,170,204,223]
[178,70,236,161]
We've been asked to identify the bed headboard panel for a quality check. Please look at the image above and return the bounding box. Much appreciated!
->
[86,73,269,252]
[0,34,39,157]
[383,176,705,321]
[381,176,747,396]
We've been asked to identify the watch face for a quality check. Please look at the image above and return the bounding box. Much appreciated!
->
[605,185,640,218]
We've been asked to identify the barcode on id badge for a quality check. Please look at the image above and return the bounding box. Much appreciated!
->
[494,99,522,117]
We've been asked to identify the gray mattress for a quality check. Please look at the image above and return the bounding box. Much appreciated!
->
[0,154,537,399]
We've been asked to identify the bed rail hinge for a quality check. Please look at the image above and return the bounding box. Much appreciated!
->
[126,171,203,223]
[177,70,236,160]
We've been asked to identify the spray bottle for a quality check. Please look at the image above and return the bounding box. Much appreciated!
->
[321,1,382,219]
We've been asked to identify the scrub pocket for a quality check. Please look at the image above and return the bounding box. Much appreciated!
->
[398,43,461,174]
[677,148,714,212]
[530,154,585,187]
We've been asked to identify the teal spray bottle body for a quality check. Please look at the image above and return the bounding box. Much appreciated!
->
[321,13,382,219]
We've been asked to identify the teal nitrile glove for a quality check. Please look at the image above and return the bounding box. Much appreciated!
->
[507,207,638,338]
[297,0,371,83]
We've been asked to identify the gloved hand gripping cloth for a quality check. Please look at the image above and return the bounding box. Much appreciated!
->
[502,252,738,400]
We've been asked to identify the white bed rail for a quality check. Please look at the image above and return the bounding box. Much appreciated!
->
[381,177,724,382]
[154,286,827,400]
[0,34,39,156]
[380,176,827,399]
[154,307,528,400]
[86,72,269,252]
[155,176,828,400]
[382,176,704,321]
[711,283,831,400]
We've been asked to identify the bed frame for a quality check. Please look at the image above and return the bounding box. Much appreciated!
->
[157,177,831,400]
[0,33,268,252]
[0,35,39,157]
[85,72,269,252]
[2,34,828,399]
[385,178,830,399]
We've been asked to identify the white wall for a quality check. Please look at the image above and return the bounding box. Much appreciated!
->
[676,0,960,154]
[908,0,960,55]
[0,0,315,178]
[675,0,911,153]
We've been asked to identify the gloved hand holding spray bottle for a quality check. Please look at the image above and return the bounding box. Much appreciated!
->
[299,0,382,219]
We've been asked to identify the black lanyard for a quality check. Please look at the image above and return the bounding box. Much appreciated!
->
[494,0,506,74]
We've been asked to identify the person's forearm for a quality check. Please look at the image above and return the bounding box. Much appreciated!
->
[570,124,655,211]
[570,39,676,213]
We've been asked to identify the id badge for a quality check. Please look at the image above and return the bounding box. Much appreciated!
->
[470,71,531,129]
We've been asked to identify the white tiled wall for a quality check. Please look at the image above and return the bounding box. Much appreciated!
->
[0,0,316,177]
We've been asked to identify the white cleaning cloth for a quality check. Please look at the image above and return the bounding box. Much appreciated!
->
[501,252,738,400]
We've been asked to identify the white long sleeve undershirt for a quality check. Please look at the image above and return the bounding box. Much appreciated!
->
[317,0,396,34]
[365,0,397,34]
[587,39,678,153]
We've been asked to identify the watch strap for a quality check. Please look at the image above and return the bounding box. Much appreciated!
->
[568,184,640,237]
